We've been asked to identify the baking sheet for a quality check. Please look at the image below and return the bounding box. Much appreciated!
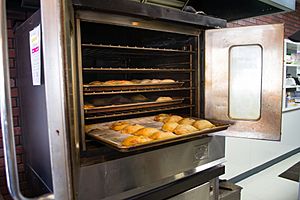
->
[84,98,184,114]
[85,116,230,152]
[83,82,184,92]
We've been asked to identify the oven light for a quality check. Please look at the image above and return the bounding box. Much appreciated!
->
[131,21,140,26]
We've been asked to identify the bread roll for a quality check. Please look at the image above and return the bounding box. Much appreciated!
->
[120,124,144,134]
[133,128,160,137]
[84,104,94,109]
[89,81,102,85]
[130,94,148,102]
[162,122,179,132]
[103,80,133,85]
[160,79,175,83]
[131,79,141,84]
[90,98,110,106]
[163,115,183,123]
[150,79,161,84]
[178,118,195,125]
[140,79,152,84]
[173,124,198,135]
[156,97,173,102]
[110,121,130,131]
[149,131,176,140]
[193,120,215,130]
[154,113,171,122]
[121,136,152,147]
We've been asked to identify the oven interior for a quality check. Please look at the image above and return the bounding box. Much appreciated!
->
[77,21,201,163]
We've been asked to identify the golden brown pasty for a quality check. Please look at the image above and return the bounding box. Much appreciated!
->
[160,79,175,83]
[173,124,198,135]
[89,81,102,85]
[110,121,131,131]
[84,104,94,109]
[193,120,215,130]
[133,127,160,137]
[149,131,176,140]
[154,113,171,122]
[162,122,179,132]
[120,124,144,134]
[121,136,152,147]
[178,118,196,125]
[155,97,173,102]
[163,115,183,123]
[102,80,133,85]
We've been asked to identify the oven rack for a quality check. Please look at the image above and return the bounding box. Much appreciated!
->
[83,67,195,72]
[82,43,195,53]
[84,98,185,114]
[84,104,194,120]
[83,87,195,96]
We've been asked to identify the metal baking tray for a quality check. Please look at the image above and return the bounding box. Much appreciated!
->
[84,98,184,114]
[85,116,230,152]
[83,82,184,92]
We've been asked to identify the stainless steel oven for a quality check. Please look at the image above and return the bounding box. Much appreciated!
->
[0,0,284,199]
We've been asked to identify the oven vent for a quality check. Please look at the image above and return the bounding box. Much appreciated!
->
[130,0,189,10]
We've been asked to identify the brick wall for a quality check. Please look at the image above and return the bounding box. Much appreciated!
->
[0,9,32,200]
[228,2,300,38]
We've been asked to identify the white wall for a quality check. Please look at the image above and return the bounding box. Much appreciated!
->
[221,110,300,179]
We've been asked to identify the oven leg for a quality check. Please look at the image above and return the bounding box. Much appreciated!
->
[210,177,220,200]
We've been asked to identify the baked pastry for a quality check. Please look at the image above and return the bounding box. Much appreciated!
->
[150,79,161,84]
[156,97,173,102]
[133,127,160,137]
[83,104,94,109]
[110,121,131,131]
[130,94,149,102]
[149,131,176,140]
[131,79,142,84]
[140,79,152,84]
[90,98,110,106]
[110,95,132,104]
[89,81,102,85]
[163,115,183,123]
[121,136,152,147]
[178,118,196,125]
[173,124,198,135]
[120,124,144,134]
[154,113,171,122]
[193,120,215,130]
[162,122,179,132]
[102,80,133,85]
[160,79,175,83]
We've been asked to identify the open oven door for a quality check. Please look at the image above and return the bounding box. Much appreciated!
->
[205,24,284,140]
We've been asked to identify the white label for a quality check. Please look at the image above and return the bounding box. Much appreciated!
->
[29,24,41,86]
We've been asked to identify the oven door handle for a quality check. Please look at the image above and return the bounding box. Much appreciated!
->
[0,1,53,199]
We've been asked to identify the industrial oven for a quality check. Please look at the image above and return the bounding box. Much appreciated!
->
[1,0,284,199]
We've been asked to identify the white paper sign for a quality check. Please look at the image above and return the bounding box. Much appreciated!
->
[29,24,41,86]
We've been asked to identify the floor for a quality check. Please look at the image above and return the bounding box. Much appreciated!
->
[236,152,300,200]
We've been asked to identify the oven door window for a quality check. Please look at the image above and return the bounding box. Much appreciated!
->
[204,24,283,140]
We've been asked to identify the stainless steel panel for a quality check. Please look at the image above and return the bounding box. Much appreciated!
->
[78,136,225,200]
[76,11,201,36]
[205,24,284,140]
[168,182,210,200]
[40,0,75,199]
